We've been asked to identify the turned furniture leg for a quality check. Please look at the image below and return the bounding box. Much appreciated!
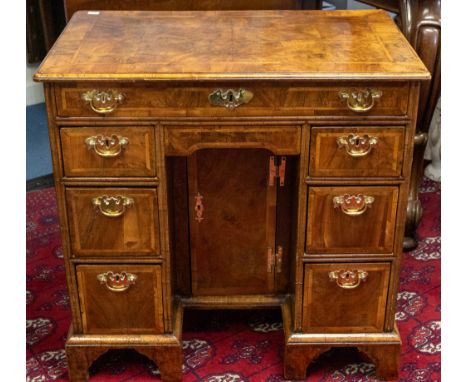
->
[397,0,441,250]
[404,132,428,249]
[358,344,401,381]
[284,345,331,380]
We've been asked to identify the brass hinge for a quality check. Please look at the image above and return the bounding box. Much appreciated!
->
[267,247,275,273]
[276,246,283,273]
[267,246,284,273]
[269,156,286,187]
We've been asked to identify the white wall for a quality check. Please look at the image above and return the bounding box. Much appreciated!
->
[26,64,44,106]
[327,0,375,10]
[346,0,375,10]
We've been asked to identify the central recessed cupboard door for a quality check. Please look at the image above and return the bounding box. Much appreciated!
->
[188,149,278,295]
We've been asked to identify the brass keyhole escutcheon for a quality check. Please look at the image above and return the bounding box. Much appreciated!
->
[194,192,204,222]
[208,88,254,109]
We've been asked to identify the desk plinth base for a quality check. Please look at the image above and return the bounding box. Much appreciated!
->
[64,305,400,382]
[284,330,401,381]
[65,328,183,382]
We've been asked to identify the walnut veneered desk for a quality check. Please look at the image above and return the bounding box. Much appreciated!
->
[34,10,430,381]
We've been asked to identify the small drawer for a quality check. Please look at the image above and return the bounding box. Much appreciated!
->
[309,127,405,178]
[61,127,157,177]
[306,186,398,254]
[165,125,301,156]
[302,263,390,333]
[66,188,160,256]
[55,82,409,118]
[77,264,164,334]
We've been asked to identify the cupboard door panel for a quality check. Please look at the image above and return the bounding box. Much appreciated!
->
[188,149,277,295]
[302,263,391,333]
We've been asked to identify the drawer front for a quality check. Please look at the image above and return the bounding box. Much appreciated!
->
[165,125,301,156]
[66,188,160,256]
[302,263,390,333]
[77,265,164,334]
[306,186,398,254]
[61,127,157,177]
[55,82,409,118]
[309,127,405,178]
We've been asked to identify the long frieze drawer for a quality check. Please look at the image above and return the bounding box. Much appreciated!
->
[76,264,164,334]
[309,127,405,178]
[165,125,301,156]
[302,263,390,333]
[60,127,157,177]
[306,187,398,254]
[54,82,409,118]
[66,188,160,256]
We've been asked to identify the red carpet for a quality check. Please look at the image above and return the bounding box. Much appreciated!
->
[26,179,440,381]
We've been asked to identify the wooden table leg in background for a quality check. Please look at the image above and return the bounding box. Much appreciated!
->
[398,0,441,250]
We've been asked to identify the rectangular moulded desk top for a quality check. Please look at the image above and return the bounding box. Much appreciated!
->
[34,10,430,82]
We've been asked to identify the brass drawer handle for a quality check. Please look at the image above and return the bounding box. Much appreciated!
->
[329,270,368,289]
[92,195,134,218]
[333,194,374,216]
[339,89,382,113]
[97,271,137,292]
[337,134,378,158]
[81,90,125,114]
[85,134,129,158]
[208,88,253,109]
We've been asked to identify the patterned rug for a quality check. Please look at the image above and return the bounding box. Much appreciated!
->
[26,179,441,382]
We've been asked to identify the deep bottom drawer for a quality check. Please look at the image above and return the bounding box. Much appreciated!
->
[77,264,164,334]
[302,262,391,333]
